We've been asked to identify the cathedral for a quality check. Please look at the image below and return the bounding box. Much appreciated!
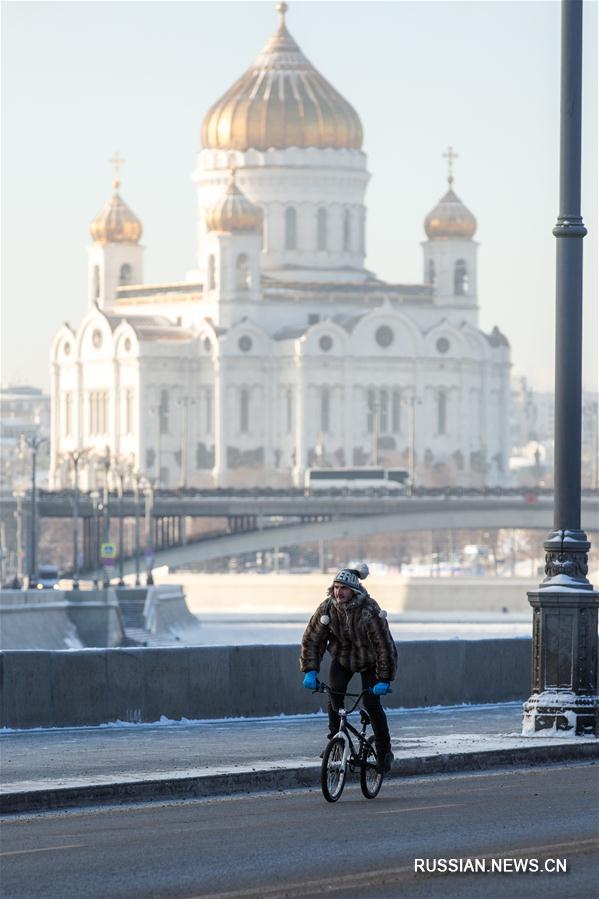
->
[50,3,511,491]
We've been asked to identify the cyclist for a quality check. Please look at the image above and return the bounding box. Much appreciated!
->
[300,563,397,773]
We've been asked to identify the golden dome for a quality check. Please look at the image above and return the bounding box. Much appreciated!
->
[424,147,476,240]
[424,186,477,240]
[90,155,143,245]
[201,3,363,152]
[205,171,263,232]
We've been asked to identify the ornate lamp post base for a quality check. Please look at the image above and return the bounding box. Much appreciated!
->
[523,692,598,736]
[523,530,599,736]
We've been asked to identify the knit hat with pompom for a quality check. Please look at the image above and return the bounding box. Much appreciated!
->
[331,562,369,596]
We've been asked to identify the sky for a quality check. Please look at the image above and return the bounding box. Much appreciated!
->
[2,0,597,393]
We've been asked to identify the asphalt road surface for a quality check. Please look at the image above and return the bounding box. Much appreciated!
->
[1,763,597,899]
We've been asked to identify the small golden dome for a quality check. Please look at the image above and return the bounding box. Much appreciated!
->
[424,146,476,240]
[201,3,363,152]
[424,186,477,240]
[90,155,143,245]
[205,171,263,233]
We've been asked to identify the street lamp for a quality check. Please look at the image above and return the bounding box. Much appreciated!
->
[112,457,129,587]
[65,448,90,590]
[144,481,155,586]
[97,446,111,588]
[19,434,47,588]
[13,490,25,588]
[131,470,146,586]
[523,0,598,736]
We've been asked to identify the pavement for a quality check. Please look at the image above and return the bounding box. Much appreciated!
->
[2,701,598,815]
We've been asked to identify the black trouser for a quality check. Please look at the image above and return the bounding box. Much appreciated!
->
[327,658,391,756]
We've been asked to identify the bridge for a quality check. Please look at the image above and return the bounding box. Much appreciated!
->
[4,490,597,576]
[82,496,598,574]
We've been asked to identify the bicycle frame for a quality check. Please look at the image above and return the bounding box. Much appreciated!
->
[317,685,378,773]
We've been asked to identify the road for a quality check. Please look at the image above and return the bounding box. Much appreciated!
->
[1,763,597,898]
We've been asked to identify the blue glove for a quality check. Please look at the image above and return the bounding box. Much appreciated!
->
[303,670,318,690]
[372,681,391,696]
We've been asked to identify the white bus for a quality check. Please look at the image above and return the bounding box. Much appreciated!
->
[305,467,409,496]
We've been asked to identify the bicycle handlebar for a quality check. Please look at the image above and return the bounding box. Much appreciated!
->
[313,680,392,714]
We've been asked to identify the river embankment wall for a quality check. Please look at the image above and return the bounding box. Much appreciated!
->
[160,573,539,614]
[1,638,531,729]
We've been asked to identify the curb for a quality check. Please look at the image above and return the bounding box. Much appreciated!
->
[2,742,598,815]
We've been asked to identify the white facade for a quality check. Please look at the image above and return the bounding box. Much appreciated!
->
[50,7,511,491]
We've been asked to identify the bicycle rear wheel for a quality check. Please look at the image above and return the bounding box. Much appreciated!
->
[321,736,347,802]
[360,735,383,799]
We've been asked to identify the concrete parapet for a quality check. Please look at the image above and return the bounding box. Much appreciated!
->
[0,638,531,729]
[0,589,124,650]
[145,585,202,637]
[0,591,82,650]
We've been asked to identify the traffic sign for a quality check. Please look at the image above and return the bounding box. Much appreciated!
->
[100,542,117,564]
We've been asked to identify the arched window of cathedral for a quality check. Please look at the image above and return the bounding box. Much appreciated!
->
[119,263,133,285]
[159,389,170,435]
[93,265,100,299]
[321,387,331,434]
[428,259,436,286]
[64,393,72,436]
[317,208,327,251]
[89,392,95,435]
[208,255,216,291]
[437,390,447,435]
[366,388,376,434]
[240,388,250,434]
[205,389,213,436]
[286,388,293,434]
[392,390,401,434]
[379,390,389,433]
[285,207,297,250]
[236,254,250,291]
[343,208,351,252]
[454,259,469,296]
[124,389,134,435]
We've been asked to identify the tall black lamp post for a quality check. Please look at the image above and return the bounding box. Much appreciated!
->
[21,434,47,588]
[98,446,111,588]
[113,458,129,588]
[144,481,155,586]
[523,0,598,736]
[132,470,144,587]
[67,450,87,590]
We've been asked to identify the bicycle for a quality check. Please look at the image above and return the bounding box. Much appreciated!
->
[313,680,390,802]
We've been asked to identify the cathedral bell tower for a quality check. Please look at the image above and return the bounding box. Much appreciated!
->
[422,147,478,319]
[88,154,144,308]
[203,170,262,328]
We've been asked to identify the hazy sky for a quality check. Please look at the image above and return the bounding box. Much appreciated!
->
[2,0,597,392]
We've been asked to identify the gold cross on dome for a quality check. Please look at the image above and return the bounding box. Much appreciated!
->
[442,146,458,185]
[109,152,125,190]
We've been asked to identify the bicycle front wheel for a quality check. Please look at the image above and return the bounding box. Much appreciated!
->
[360,735,383,799]
[321,736,347,803]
